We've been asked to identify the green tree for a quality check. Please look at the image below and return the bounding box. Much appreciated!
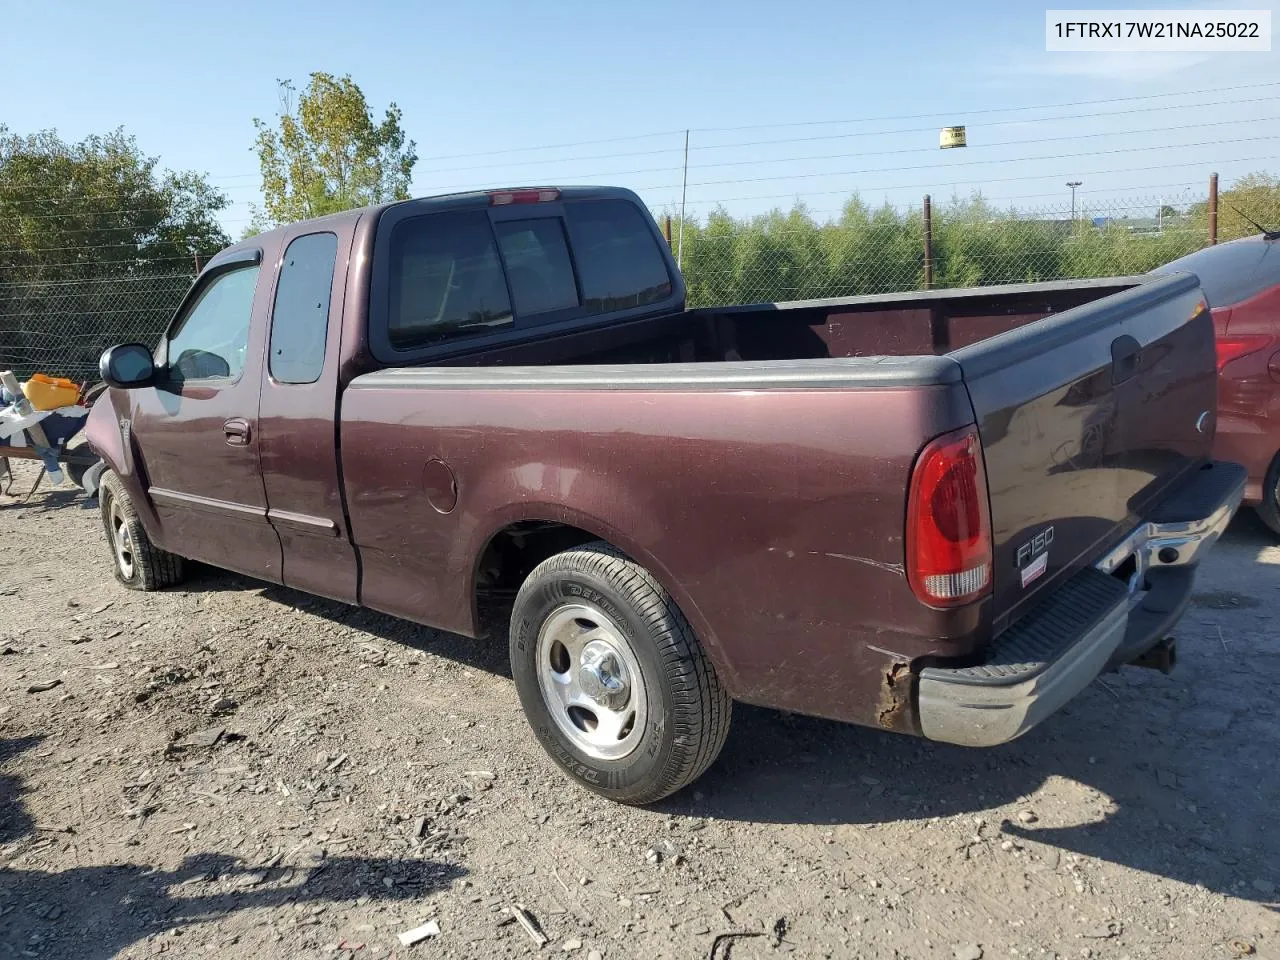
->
[823,196,922,295]
[1185,172,1280,242]
[1217,172,1280,240]
[0,126,231,377]
[0,125,229,280]
[251,72,417,228]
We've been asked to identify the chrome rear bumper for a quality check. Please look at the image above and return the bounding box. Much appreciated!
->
[917,461,1245,748]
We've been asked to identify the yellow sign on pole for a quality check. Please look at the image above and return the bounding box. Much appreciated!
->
[939,126,967,149]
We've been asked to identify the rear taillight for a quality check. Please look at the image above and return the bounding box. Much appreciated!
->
[906,425,993,607]
[488,188,561,206]
[1215,334,1272,372]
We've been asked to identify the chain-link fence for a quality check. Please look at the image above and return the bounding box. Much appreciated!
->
[0,270,193,381]
[675,191,1225,307]
[2,183,1274,381]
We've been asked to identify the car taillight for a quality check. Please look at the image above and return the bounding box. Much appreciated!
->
[1215,334,1272,372]
[906,425,993,607]
[488,188,561,206]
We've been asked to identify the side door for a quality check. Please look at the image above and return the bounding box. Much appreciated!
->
[128,247,283,582]
[257,228,360,603]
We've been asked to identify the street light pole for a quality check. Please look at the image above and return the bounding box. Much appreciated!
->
[1066,181,1083,223]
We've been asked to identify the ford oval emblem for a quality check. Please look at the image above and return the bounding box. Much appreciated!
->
[1195,410,1210,434]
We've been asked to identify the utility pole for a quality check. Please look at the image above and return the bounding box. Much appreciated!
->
[922,195,933,290]
[677,130,689,269]
[1066,181,1083,223]
[1209,172,1219,245]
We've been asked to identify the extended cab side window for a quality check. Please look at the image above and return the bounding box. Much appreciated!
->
[166,264,261,382]
[270,232,339,384]
[564,199,673,314]
[388,211,513,349]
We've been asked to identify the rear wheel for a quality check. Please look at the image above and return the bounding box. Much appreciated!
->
[99,471,184,590]
[509,541,731,805]
[1255,454,1280,537]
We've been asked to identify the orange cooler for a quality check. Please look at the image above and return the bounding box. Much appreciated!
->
[22,374,80,411]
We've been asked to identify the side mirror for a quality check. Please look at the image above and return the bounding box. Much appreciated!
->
[99,343,156,389]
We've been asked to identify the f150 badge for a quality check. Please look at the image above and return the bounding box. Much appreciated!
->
[1016,526,1054,588]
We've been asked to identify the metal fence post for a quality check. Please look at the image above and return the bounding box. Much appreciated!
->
[923,194,933,290]
[1209,172,1219,245]
[662,215,673,250]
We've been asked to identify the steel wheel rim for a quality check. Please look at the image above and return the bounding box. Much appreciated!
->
[110,502,135,580]
[534,602,647,761]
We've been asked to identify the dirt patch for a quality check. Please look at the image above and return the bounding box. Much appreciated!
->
[2,460,1279,959]
[1191,590,1263,610]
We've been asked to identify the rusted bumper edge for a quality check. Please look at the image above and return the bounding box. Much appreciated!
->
[916,460,1246,748]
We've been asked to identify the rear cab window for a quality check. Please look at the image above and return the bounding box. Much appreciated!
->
[566,199,673,313]
[494,218,579,316]
[375,191,676,357]
[387,210,513,350]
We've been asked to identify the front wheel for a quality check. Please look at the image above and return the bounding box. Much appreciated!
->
[509,542,732,805]
[99,470,185,590]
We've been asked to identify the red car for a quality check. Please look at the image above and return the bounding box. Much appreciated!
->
[1158,233,1280,534]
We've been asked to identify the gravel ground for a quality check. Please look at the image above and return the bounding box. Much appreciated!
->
[1,459,1277,960]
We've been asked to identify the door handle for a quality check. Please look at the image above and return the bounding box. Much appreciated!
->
[1111,335,1141,385]
[224,418,252,446]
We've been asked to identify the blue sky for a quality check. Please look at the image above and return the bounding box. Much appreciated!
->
[2,0,1278,232]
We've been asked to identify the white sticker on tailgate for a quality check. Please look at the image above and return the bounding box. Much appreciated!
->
[1020,551,1049,588]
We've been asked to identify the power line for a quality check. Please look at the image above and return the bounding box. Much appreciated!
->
[4,87,1274,209]
[688,80,1280,134]
[9,108,1257,226]
[0,219,252,240]
[418,94,1278,176]
[0,273,193,291]
[441,114,1280,185]
[685,135,1280,190]
[1,92,1268,212]
[418,135,1280,197]
[413,80,1280,163]
[668,155,1276,208]
[0,205,253,224]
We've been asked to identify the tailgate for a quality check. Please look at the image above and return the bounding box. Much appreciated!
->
[950,273,1215,629]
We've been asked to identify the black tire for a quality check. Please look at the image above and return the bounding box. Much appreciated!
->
[81,381,109,408]
[1255,454,1280,537]
[99,470,184,590]
[509,541,731,805]
[65,445,98,490]
[66,459,91,490]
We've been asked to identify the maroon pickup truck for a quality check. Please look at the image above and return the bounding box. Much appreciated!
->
[86,185,1245,804]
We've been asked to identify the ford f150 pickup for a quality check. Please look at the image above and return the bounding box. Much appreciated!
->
[85,185,1246,803]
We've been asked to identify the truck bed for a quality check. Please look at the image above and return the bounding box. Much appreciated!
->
[342,268,1215,729]
[425,276,1146,369]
